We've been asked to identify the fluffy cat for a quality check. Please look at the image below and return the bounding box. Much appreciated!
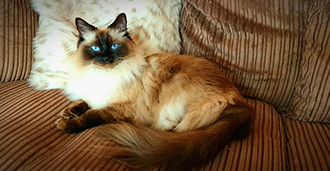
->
[56,13,254,170]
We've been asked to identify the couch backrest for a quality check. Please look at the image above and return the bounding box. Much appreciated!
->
[180,0,309,111]
[0,0,38,83]
[180,0,330,123]
[288,0,330,123]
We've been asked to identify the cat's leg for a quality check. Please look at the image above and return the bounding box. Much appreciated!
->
[173,98,229,132]
[56,102,133,133]
[59,100,90,120]
[153,96,186,131]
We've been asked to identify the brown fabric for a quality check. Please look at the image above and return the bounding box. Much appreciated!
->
[288,0,330,123]
[284,117,330,170]
[0,81,286,170]
[0,0,38,83]
[180,0,309,110]
[0,81,126,170]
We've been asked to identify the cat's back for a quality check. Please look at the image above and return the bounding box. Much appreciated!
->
[145,53,238,91]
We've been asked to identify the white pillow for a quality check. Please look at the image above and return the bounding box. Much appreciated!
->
[29,0,182,90]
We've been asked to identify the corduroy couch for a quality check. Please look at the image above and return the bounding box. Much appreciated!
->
[1,0,330,170]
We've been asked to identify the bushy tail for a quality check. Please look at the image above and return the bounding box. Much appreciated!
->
[98,101,254,171]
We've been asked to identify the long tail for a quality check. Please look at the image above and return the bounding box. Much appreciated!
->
[98,101,254,170]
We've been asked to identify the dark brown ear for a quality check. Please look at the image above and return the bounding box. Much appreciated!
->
[108,13,127,32]
[75,18,97,36]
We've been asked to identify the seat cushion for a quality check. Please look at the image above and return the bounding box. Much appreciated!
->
[0,81,286,170]
[283,117,330,170]
[0,81,125,170]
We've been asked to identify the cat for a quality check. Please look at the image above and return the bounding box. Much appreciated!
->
[55,13,254,170]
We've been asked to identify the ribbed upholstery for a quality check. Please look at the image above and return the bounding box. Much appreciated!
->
[284,118,330,170]
[0,81,286,170]
[0,81,127,171]
[180,0,309,110]
[289,0,330,123]
[0,0,38,83]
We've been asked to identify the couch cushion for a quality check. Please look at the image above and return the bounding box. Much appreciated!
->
[283,117,330,170]
[0,81,125,170]
[288,0,330,123]
[180,0,309,110]
[0,81,286,170]
[0,0,38,83]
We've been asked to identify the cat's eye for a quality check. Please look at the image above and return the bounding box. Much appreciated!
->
[111,43,118,50]
[91,45,100,51]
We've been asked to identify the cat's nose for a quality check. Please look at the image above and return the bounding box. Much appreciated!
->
[99,57,109,64]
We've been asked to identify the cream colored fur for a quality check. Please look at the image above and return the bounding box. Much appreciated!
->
[29,0,181,90]
[63,28,146,109]
[64,57,146,109]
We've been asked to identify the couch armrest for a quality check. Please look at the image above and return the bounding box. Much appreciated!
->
[0,0,38,83]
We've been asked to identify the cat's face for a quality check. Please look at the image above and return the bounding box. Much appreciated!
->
[75,13,134,67]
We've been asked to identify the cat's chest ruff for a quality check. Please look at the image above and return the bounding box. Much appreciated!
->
[65,65,140,109]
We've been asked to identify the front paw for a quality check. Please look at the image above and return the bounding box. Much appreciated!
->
[66,100,90,117]
[55,107,78,133]
[55,117,80,134]
[55,117,70,133]
[60,108,79,120]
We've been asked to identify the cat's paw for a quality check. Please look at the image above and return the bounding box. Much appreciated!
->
[154,119,179,131]
[64,100,90,117]
[55,117,69,133]
[60,108,79,120]
[55,117,79,134]
[55,108,78,133]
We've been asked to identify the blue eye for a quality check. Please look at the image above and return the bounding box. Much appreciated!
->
[91,45,100,51]
[111,43,118,50]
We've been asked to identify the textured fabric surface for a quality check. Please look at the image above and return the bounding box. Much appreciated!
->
[180,0,309,110]
[284,117,330,170]
[288,0,330,123]
[0,81,126,171]
[0,81,286,170]
[0,0,38,83]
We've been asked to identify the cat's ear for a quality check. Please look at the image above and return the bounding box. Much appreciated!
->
[75,18,97,36]
[108,13,127,32]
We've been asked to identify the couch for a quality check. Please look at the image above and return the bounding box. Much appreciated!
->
[1,0,329,170]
